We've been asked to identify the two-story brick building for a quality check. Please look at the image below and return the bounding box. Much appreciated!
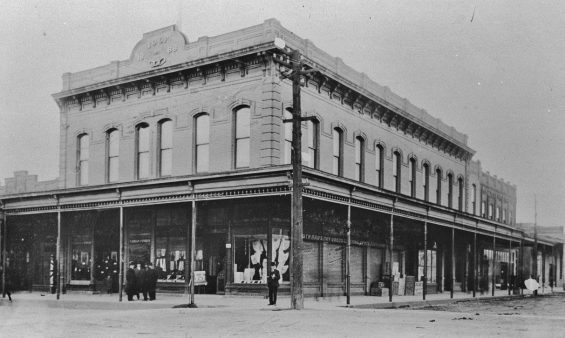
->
[1,19,561,298]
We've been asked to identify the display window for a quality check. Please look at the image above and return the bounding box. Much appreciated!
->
[71,223,92,281]
[233,228,290,284]
[155,211,188,282]
[418,249,437,283]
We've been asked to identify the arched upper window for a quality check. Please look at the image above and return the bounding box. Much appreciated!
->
[106,129,119,183]
[195,114,209,173]
[332,128,343,176]
[458,177,464,211]
[77,133,89,185]
[159,120,173,176]
[393,151,401,193]
[306,119,319,169]
[283,109,293,165]
[375,145,384,188]
[354,136,365,182]
[471,184,477,215]
[136,123,150,179]
[235,106,250,168]
[436,168,442,205]
[409,158,416,198]
[422,163,430,202]
[447,173,454,208]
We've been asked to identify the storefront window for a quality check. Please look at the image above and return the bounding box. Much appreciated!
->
[418,249,437,283]
[71,223,92,281]
[155,227,186,283]
[233,229,290,284]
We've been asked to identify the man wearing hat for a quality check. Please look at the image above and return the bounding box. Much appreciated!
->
[267,262,280,305]
[125,262,137,301]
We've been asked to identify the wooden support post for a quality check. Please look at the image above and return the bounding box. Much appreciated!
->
[389,211,394,303]
[508,239,512,296]
[346,192,351,306]
[190,199,197,306]
[56,196,62,300]
[473,221,477,298]
[451,226,455,299]
[118,194,124,302]
[1,211,5,298]
[492,228,496,297]
[423,221,427,301]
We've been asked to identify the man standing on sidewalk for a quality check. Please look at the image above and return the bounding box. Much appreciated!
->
[267,262,280,306]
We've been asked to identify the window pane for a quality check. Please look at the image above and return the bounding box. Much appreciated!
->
[138,152,150,179]
[196,144,209,172]
[393,153,398,176]
[332,130,340,157]
[333,157,339,175]
[236,138,249,168]
[160,120,173,149]
[79,161,89,185]
[108,130,119,157]
[160,148,172,176]
[108,157,119,182]
[236,108,250,138]
[79,135,89,160]
[284,140,292,165]
[196,115,209,145]
[375,148,381,170]
[138,126,150,152]
[355,139,361,163]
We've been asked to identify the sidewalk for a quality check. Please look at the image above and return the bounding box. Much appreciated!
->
[3,287,561,311]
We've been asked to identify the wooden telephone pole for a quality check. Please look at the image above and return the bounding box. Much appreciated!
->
[275,39,317,310]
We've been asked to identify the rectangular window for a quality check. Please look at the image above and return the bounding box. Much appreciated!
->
[235,108,250,168]
[355,138,364,182]
[195,115,210,172]
[137,125,150,179]
[284,110,292,165]
[159,120,173,176]
[78,134,89,185]
[472,184,477,215]
[306,120,318,168]
[375,146,383,188]
[332,129,342,176]
[393,152,401,193]
[422,165,429,201]
[107,130,119,183]
[418,249,437,283]
[409,160,416,197]
[488,204,493,219]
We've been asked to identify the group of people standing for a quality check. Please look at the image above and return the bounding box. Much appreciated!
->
[125,262,158,301]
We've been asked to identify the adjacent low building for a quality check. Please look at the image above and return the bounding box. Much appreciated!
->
[1,19,562,298]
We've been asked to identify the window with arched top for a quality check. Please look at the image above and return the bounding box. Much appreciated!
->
[77,133,89,185]
[436,168,442,205]
[471,184,477,215]
[195,114,210,173]
[354,136,365,182]
[393,151,401,193]
[235,106,250,168]
[375,145,384,188]
[106,129,119,183]
[306,119,319,169]
[422,163,430,201]
[447,173,454,208]
[458,177,464,211]
[136,123,150,179]
[283,109,293,165]
[409,158,416,197]
[159,120,173,176]
[332,128,343,176]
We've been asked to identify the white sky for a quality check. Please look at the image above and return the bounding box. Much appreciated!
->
[1,0,564,227]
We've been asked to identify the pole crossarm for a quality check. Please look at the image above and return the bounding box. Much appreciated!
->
[282,116,318,124]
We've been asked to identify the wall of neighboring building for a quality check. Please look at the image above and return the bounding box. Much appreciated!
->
[1,171,59,195]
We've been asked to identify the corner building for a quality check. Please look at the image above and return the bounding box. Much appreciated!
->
[1,19,562,297]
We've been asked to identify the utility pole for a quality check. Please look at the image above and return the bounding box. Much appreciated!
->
[275,39,317,310]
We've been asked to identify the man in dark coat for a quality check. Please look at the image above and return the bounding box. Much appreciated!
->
[146,263,158,301]
[140,263,149,301]
[125,262,137,301]
[134,263,143,300]
[267,262,280,306]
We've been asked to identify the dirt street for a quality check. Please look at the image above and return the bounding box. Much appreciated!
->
[1,293,564,337]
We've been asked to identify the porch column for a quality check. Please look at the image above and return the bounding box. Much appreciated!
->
[190,198,197,306]
[1,211,5,297]
[519,237,524,295]
[389,210,394,303]
[118,189,124,302]
[346,191,351,306]
[451,224,455,299]
[542,245,546,294]
[56,195,62,300]
[423,220,427,301]
[473,221,477,298]
[492,227,496,297]
[508,238,512,296]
